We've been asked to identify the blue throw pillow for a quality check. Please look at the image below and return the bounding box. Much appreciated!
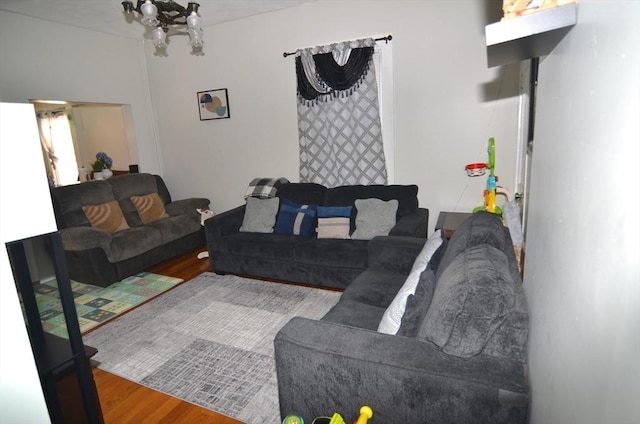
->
[274,199,317,237]
[317,206,352,218]
[316,206,352,239]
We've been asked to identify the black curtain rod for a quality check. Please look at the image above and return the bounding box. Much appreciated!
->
[283,35,392,58]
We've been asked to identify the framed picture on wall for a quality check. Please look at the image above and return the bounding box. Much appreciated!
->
[197,88,230,120]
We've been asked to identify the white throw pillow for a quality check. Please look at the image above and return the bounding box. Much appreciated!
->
[377,230,444,334]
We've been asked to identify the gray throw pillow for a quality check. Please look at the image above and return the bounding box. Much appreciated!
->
[418,243,515,358]
[351,198,398,240]
[239,197,279,233]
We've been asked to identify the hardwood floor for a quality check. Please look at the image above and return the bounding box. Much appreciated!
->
[93,368,241,424]
[92,246,244,424]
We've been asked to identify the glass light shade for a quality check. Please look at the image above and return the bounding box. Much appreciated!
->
[141,0,159,26]
[188,28,204,48]
[186,11,201,29]
[152,27,168,48]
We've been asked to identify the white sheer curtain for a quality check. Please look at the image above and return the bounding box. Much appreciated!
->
[37,111,78,186]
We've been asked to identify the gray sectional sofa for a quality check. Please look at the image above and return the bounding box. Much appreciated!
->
[275,212,529,423]
[50,173,209,287]
[204,182,429,289]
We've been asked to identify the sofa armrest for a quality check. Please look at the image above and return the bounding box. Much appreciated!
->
[367,235,425,274]
[204,205,245,244]
[389,208,428,238]
[59,227,112,252]
[165,198,210,216]
[275,317,528,423]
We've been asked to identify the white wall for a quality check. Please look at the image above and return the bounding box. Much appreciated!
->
[0,11,162,175]
[144,0,521,231]
[524,1,640,423]
[72,105,134,172]
[0,2,520,233]
[1,103,53,424]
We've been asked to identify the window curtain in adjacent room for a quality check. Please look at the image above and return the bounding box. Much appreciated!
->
[36,110,78,186]
[296,38,388,187]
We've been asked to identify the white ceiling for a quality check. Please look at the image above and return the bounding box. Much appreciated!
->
[0,0,317,40]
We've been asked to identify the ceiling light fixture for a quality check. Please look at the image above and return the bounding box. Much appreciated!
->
[122,0,203,51]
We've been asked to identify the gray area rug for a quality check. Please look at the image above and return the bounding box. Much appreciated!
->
[84,272,342,423]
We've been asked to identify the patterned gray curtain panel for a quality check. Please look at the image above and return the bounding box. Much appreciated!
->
[296,38,388,187]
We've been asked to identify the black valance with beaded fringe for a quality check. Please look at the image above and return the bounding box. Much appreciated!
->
[296,46,374,103]
[295,38,377,106]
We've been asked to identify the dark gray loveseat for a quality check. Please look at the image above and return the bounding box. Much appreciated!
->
[50,173,209,287]
[204,183,429,289]
[275,212,529,423]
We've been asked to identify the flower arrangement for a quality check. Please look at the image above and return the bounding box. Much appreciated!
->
[91,152,113,172]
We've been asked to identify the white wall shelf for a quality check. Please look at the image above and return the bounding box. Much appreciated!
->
[485,3,577,67]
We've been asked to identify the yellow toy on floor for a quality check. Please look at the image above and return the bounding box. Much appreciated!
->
[305,406,373,424]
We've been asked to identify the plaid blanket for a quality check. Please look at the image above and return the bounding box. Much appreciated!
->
[244,177,290,199]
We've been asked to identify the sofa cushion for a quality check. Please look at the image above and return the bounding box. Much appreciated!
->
[341,267,408,308]
[324,184,419,219]
[316,206,352,239]
[377,230,443,334]
[436,212,511,279]
[51,180,115,228]
[482,281,529,362]
[418,243,515,358]
[82,201,130,234]
[147,214,201,244]
[277,182,327,205]
[397,269,436,337]
[108,173,160,227]
[294,238,368,269]
[222,232,305,261]
[274,200,317,237]
[428,235,448,271]
[108,226,164,262]
[130,192,169,224]
[322,299,387,331]
[351,198,398,240]
[239,197,279,233]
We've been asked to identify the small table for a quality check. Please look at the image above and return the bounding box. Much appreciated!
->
[435,211,473,239]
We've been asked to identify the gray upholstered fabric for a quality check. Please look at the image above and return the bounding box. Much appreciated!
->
[351,198,399,240]
[50,173,209,286]
[436,211,511,279]
[220,233,306,260]
[59,226,112,252]
[324,184,418,218]
[397,269,436,337]
[321,299,386,330]
[165,198,210,216]
[239,197,279,233]
[483,279,529,362]
[108,226,163,262]
[275,317,528,424]
[205,184,428,289]
[51,180,115,228]
[293,237,368,268]
[274,219,528,422]
[419,244,514,358]
[147,214,201,244]
[340,267,407,308]
[109,173,159,227]
[277,182,327,205]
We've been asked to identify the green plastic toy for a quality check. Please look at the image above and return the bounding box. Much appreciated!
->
[473,138,502,216]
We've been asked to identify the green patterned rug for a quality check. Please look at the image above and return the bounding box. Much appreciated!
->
[34,272,183,337]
